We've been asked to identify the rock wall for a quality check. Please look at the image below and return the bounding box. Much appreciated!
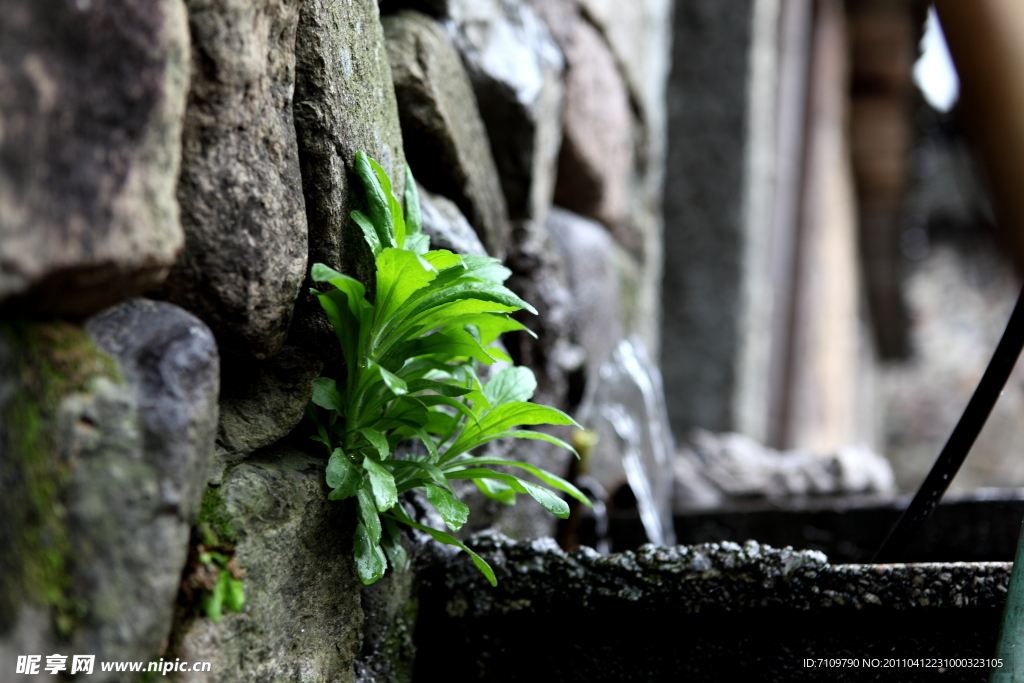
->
[0,0,670,679]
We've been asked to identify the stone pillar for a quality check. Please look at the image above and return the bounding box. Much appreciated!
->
[661,0,786,443]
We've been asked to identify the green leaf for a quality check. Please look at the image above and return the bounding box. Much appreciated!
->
[374,362,408,396]
[354,522,387,585]
[391,459,451,490]
[484,367,537,407]
[201,570,229,622]
[405,378,473,397]
[393,327,497,366]
[316,289,361,369]
[382,518,409,572]
[225,575,245,612]
[312,377,344,412]
[355,151,394,248]
[411,427,440,462]
[446,456,589,506]
[326,448,362,500]
[386,507,496,586]
[379,397,430,430]
[460,254,512,283]
[411,280,536,317]
[357,428,391,461]
[375,248,436,327]
[475,477,517,505]
[352,210,383,256]
[443,313,533,346]
[404,166,422,235]
[422,249,463,270]
[405,233,430,255]
[446,469,570,518]
[356,485,382,544]
[363,456,398,511]
[425,482,469,531]
[445,402,580,460]
[311,263,367,303]
[416,394,479,427]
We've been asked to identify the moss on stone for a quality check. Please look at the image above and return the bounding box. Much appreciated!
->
[197,485,238,545]
[1,321,122,635]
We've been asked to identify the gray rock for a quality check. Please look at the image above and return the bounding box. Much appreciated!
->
[0,299,218,682]
[546,207,624,381]
[290,0,407,351]
[684,429,896,501]
[418,184,488,256]
[168,449,365,683]
[160,0,308,360]
[214,347,322,478]
[447,0,565,223]
[574,0,672,159]
[504,222,576,410]
[383,10,510,258]
[0,0,190,317]
[85,299,220,523]
[552,16,636,249]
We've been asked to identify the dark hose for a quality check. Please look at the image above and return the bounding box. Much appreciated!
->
[873,285,1024,563]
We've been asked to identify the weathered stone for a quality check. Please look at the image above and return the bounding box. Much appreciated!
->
[546,207,623,380]
[418,184,488,256]
[447,0,565,223]
[415,532,1010,681]
[290,0,406,352]
[214,346,322,478]
[85,299,220,523]
[574,0,673,149]
[356,563,418,683]
[160,0,308,360]
[168,449,365,682]
[0,299,218,681]
[383,10,510,258]
[683,429,896,500]
[0,0,190,317]
[552,16,635,247]
[504,223,577,410]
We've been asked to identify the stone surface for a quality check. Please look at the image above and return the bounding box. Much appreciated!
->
[160,0,308,360]
[418,184,489,256]
[0,0,190,317]
[0,299,218,681]
[552,15,635,247]
[546,207,623,381]
[661,0,775,442]
[416,532,1010,681]
[447,0,565,223]
[684,429,896,501]
[214,346,322,478]
[168,448,366,683]
[504,223,577,410]
[290,0,407,352]
[573,0,672,152]
[383,10,510,258]
[85,299,220,524]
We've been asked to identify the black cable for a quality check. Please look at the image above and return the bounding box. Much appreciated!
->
[873,285,1024,563]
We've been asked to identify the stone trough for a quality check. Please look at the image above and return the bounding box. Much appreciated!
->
[413,532,1011,682]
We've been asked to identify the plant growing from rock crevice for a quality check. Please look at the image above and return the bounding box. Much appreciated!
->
[305,151,589,585]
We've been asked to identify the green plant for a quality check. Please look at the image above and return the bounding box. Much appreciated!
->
[305,151,589,585]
